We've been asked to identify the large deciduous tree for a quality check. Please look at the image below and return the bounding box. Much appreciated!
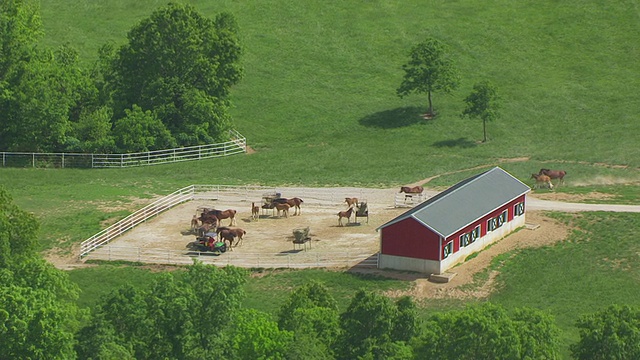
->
[397,37,459,117]
[0,186,81,359]
[107,2,243,146]
[414,303,560,359]
[461,80,500,142]
[76,261,247,359]
[571,305,640,360]
[335,289,415,360]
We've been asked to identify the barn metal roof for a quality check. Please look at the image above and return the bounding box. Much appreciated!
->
[379,167,531,237]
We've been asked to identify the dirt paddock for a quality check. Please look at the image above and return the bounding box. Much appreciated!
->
[73,186,573,300]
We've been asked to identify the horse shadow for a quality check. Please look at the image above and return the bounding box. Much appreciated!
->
[432,137,477,149]
[359,106,427,129]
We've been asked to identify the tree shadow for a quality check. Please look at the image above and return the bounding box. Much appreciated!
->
[359,106,427,129]
[432,137,477,149]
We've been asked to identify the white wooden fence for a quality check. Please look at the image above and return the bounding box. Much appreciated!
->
[394,192,428,207]
[84,245,379,270]
[79,185,369,260]
[0,130,246,168]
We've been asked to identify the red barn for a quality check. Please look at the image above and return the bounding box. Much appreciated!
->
[378,167,530,275]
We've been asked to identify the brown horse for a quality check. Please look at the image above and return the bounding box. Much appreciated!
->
[285,197,304,216]
[217,228,237,249]
[337,207,354,226]
[217,227,246,247]
[539,169,567,185]
[209,209,237,226]
[531,173,554,190]
[400,186,424,202]
[251,202,260,220]
[198,212,219,227]
[345,197,359,208]
[400,186,424,194]
[273,203,290,218]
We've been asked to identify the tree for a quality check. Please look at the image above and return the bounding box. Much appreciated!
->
[76,261,248,359]
[278,282,341,359]
[107,3,243,146]
[0,186,81,359]
[414,303,560,360]
[570,305,640,360]
[461,80,500,142]
[336,289,414,360]
[229,309,293,360]
[397,37,459,117]
[0,186,38,267]
[112,105,176,152]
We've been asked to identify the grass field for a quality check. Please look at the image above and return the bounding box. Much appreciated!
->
[2,1,640,357]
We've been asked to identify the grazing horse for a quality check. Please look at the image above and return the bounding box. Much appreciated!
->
[251,202,260,220]
[217,227,246,247]
[531,173,554,190]
[196,223,215,237]
[337,207,354,226]
[345,197,359,208]
[400,185,424,202]
[539,168,567,186]
[190,215,200,231]
[273,203,290,218]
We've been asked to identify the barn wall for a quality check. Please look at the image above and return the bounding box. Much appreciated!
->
[379,254,442,274]
[380,218,440,260]
[438,198,527,274]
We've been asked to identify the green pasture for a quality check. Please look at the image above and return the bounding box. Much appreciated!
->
[2,1,639,357]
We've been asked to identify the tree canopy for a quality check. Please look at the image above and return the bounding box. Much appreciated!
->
[461,80,500,142]
[571,305,640,360]
[106,2,243,147]
[0,1,243,153]
[397,37,460,117]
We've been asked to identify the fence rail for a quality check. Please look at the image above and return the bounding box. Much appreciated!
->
[84,245,379,270]
[0,130,246,168]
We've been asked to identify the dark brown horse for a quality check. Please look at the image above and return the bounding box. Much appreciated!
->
[337,207,354,226]
[198,212,219,227]
[531,173,554,190]
[272,197,304,215]
[217,227,246,247]
[539,169,567,185]
[400,186,424,202]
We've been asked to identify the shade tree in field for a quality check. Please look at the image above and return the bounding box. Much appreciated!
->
[570,305,640,360]
[397,37,460,118]
[461,80,500,142]
[105,2,244,147]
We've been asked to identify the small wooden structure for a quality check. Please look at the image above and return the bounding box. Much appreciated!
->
[355,202,369,224]
[293,227,311,251]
